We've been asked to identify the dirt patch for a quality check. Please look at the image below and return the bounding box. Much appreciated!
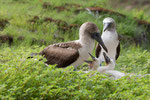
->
[0,32,148,47]
[43,17,79,29]
[41,2,150,31]
[0,35,48,46]
[42,2,82,12]
[28,16,79,32]
[76,7,150,31]
[0,34,65,46]
[54,6,69,12]
[0,35,13,46]
[86,7,126,17]
[42,2,69,12]
[110,0,150,8]
[43,17,68,26]
[0,19,9,31]
[43,17,77,31]
[42,2,51,9]
[43,3,150,31]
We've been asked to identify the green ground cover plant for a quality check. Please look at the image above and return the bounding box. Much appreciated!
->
[0,0,150,99]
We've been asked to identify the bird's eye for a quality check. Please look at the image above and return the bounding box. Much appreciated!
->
[108,23,113,27]
[109,23,112,25]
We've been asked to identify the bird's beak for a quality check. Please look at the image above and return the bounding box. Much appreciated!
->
[92,32,108,52]
[88,52,96,61]
[84,60,92,64]
[103,52,110,65]
[103,23,110,32]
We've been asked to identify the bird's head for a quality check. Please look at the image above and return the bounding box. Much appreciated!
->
[84,52,115,70]
[84,53,100,70]
[79,22,108,52]
[103,17,116,32]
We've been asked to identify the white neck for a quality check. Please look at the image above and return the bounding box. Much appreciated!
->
[79,33,94,44]
[100,29,119,62]
[72,32,95,67]
[79,33,95,53]
[107,62,115,70]
[103,28,116,33]
[97,60,115,72]
[103,29,117,35]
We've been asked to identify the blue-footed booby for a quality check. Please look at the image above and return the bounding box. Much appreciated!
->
[32,22,107,68]
[85,52,125,79]
[96,17,120,64]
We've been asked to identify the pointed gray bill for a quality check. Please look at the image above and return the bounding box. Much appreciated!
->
[92,32,108,52]
[103,52,110,64]
[103,23,110,32]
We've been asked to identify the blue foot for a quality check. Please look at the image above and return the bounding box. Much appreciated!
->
[73,68,77,71]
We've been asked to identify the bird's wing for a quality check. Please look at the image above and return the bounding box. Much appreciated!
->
[95,43,101,58]
[115,42,120,60]
[118,34,122,41]
[40,41,81,68]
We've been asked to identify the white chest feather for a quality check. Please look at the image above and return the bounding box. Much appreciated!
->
[71,40,95,68]
[99,31,119,61]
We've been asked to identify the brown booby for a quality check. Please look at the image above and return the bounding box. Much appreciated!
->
[32,22,107,68]
[96,17,120,64]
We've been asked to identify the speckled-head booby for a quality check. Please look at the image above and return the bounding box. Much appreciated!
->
[96,17,120,63]
[85,52,115,72]
[38,22,107,68]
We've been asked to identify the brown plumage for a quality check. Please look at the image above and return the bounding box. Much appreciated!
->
[29,22,108,68]
[39,41,81,68]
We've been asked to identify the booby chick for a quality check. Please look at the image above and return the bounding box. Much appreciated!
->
[85,53,150,79]
[85,52,125,79]
[85,52,115,72]
[31,22,107,68]
[96,17,120,64]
